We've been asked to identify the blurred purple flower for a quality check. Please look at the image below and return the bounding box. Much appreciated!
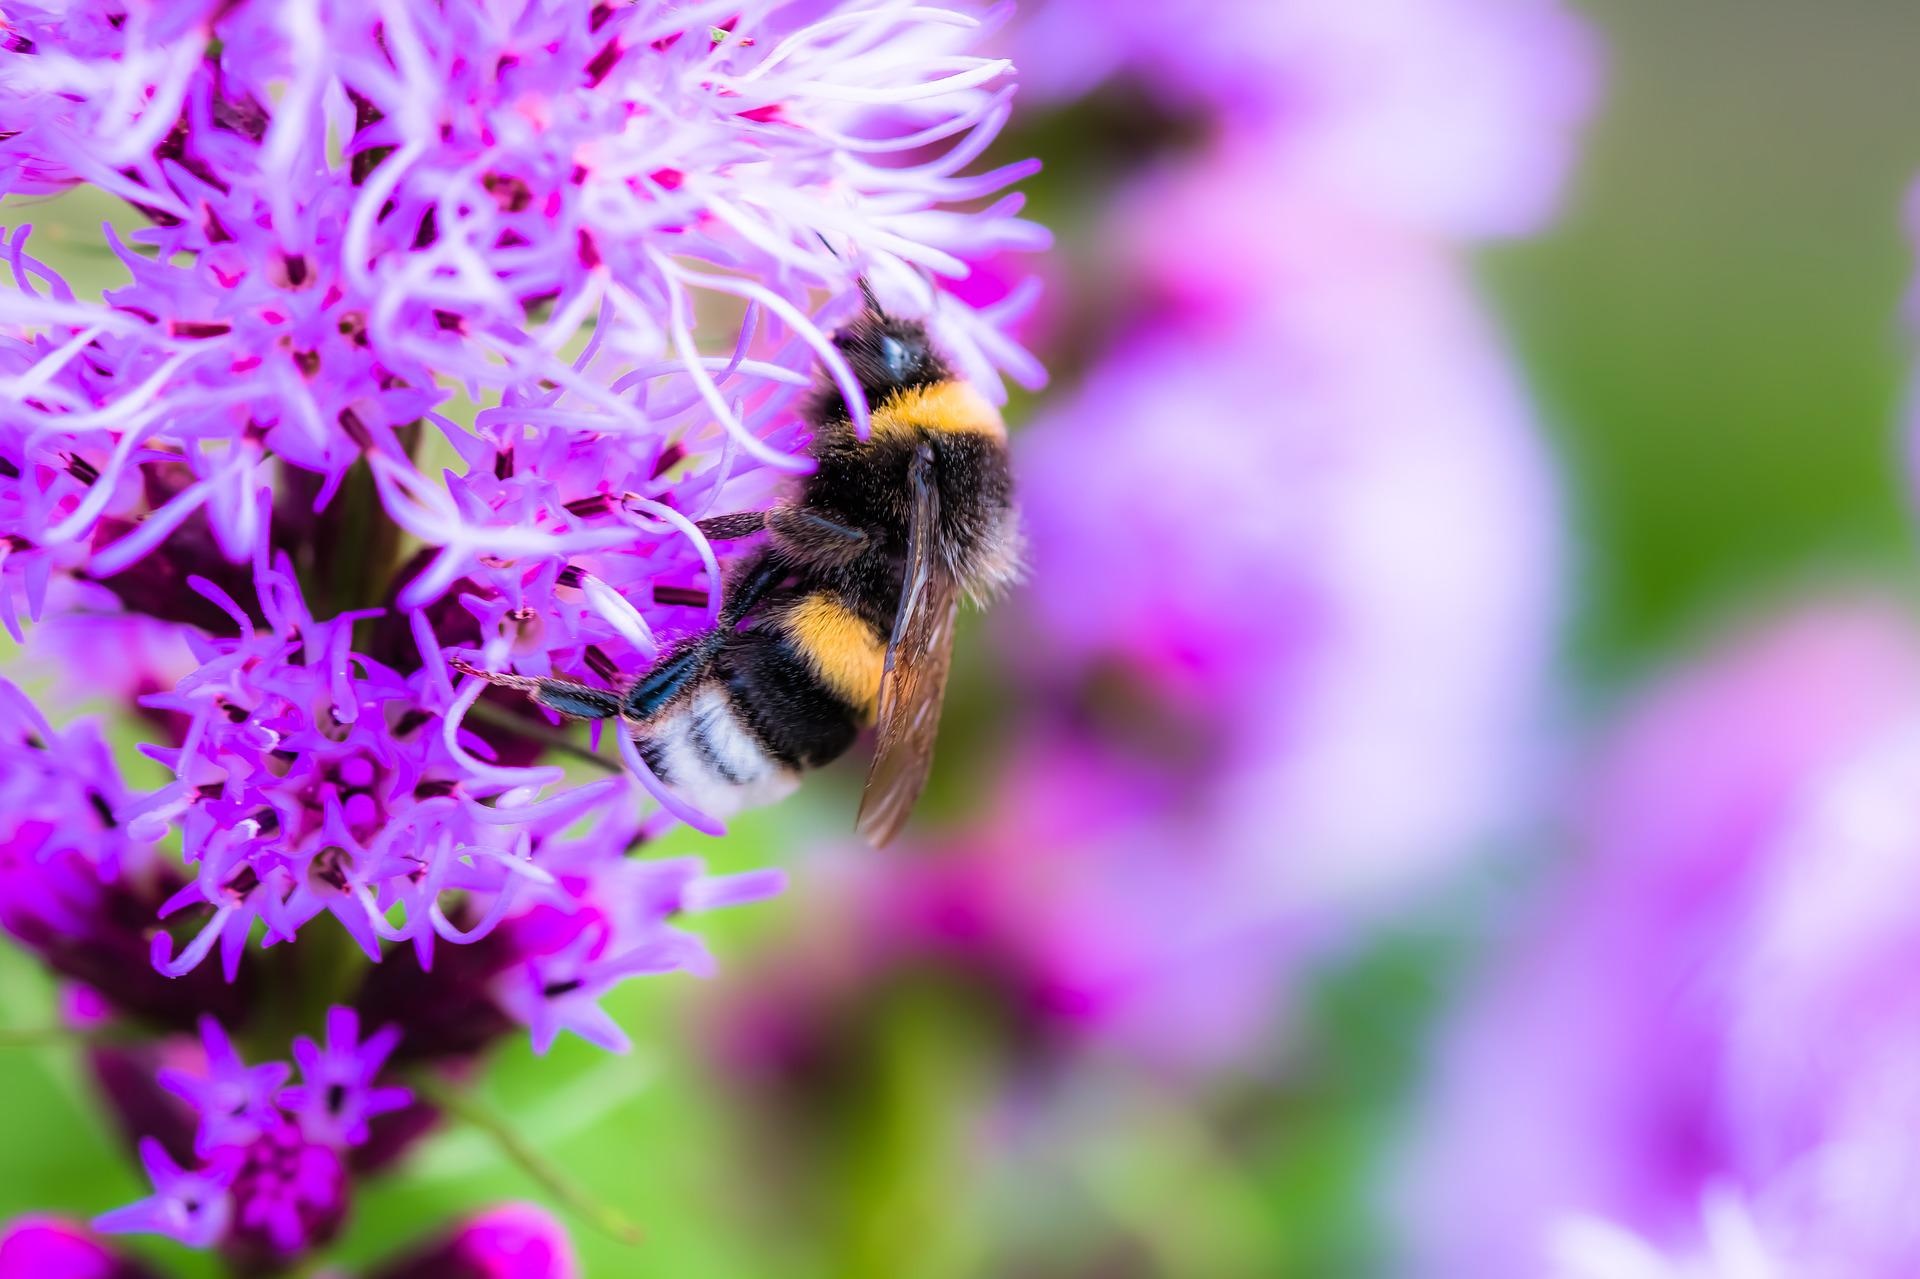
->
[5,1204,577,1279]
[159,1017,289,1158]
[98,1006,405,1262]
[1015,0,1596,238]
[372,1203,578,1279]
[278,1006,411,1148]
[95,1137,234,1251]
[1393,597,1920,1278]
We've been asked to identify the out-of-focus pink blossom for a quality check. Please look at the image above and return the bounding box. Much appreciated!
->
[959,181,1563,1068]
[370,1203,577,1279]
[1393,597,1920,1279]
[1,1205,577,1279]
[0,1217,157,1279]
[1016,0,1597,237]
[960,0,1588,1071]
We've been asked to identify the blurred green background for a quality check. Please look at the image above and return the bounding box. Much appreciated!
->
[6,1,1920,1275]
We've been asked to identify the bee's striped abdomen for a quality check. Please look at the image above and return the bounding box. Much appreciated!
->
[780,592,887,722]
[634,685,799,820]
[632,620,869,820]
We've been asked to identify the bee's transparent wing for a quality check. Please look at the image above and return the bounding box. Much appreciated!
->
[856,444,960,848]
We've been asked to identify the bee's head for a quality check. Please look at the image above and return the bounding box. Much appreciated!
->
[832,309,950,401]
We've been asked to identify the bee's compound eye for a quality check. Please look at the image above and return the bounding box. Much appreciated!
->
[879,335,913,380]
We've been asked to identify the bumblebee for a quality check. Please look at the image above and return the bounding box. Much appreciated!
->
[462,292,1019,846]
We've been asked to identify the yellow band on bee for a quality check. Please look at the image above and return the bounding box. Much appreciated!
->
[869,380,1006,440]
[783,593,887,720]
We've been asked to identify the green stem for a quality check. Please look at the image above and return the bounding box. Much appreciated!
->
[0,1025,94,1049]
[0,1022,151,1050]
[408,1070,645,1247]
[242,915,371,1062]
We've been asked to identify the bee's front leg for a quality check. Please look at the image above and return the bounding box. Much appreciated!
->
[697,507,867,568]
[695,511,770,542]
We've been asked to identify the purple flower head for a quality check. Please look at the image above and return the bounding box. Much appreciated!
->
[158,1016,290,1158]
[0,1217,158,1279]
[1392,597,1920,1278]
[124,563,631,981]
[372,1203,578,1279]
[4,0,1045,1254]
[278,1006,412,1148]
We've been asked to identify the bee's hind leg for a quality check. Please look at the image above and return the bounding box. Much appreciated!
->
[621,640,722,721]
[623,552,792,722]
[450,657,623,721]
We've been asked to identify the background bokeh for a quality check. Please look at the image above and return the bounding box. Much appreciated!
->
[8,1,1920,1275]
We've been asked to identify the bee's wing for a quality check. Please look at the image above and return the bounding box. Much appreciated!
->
[856,444,960,848]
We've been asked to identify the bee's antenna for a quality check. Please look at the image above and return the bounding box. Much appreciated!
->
[815,232,887,319]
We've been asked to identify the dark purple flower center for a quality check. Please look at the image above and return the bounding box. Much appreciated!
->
[225,1121,347,1260]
